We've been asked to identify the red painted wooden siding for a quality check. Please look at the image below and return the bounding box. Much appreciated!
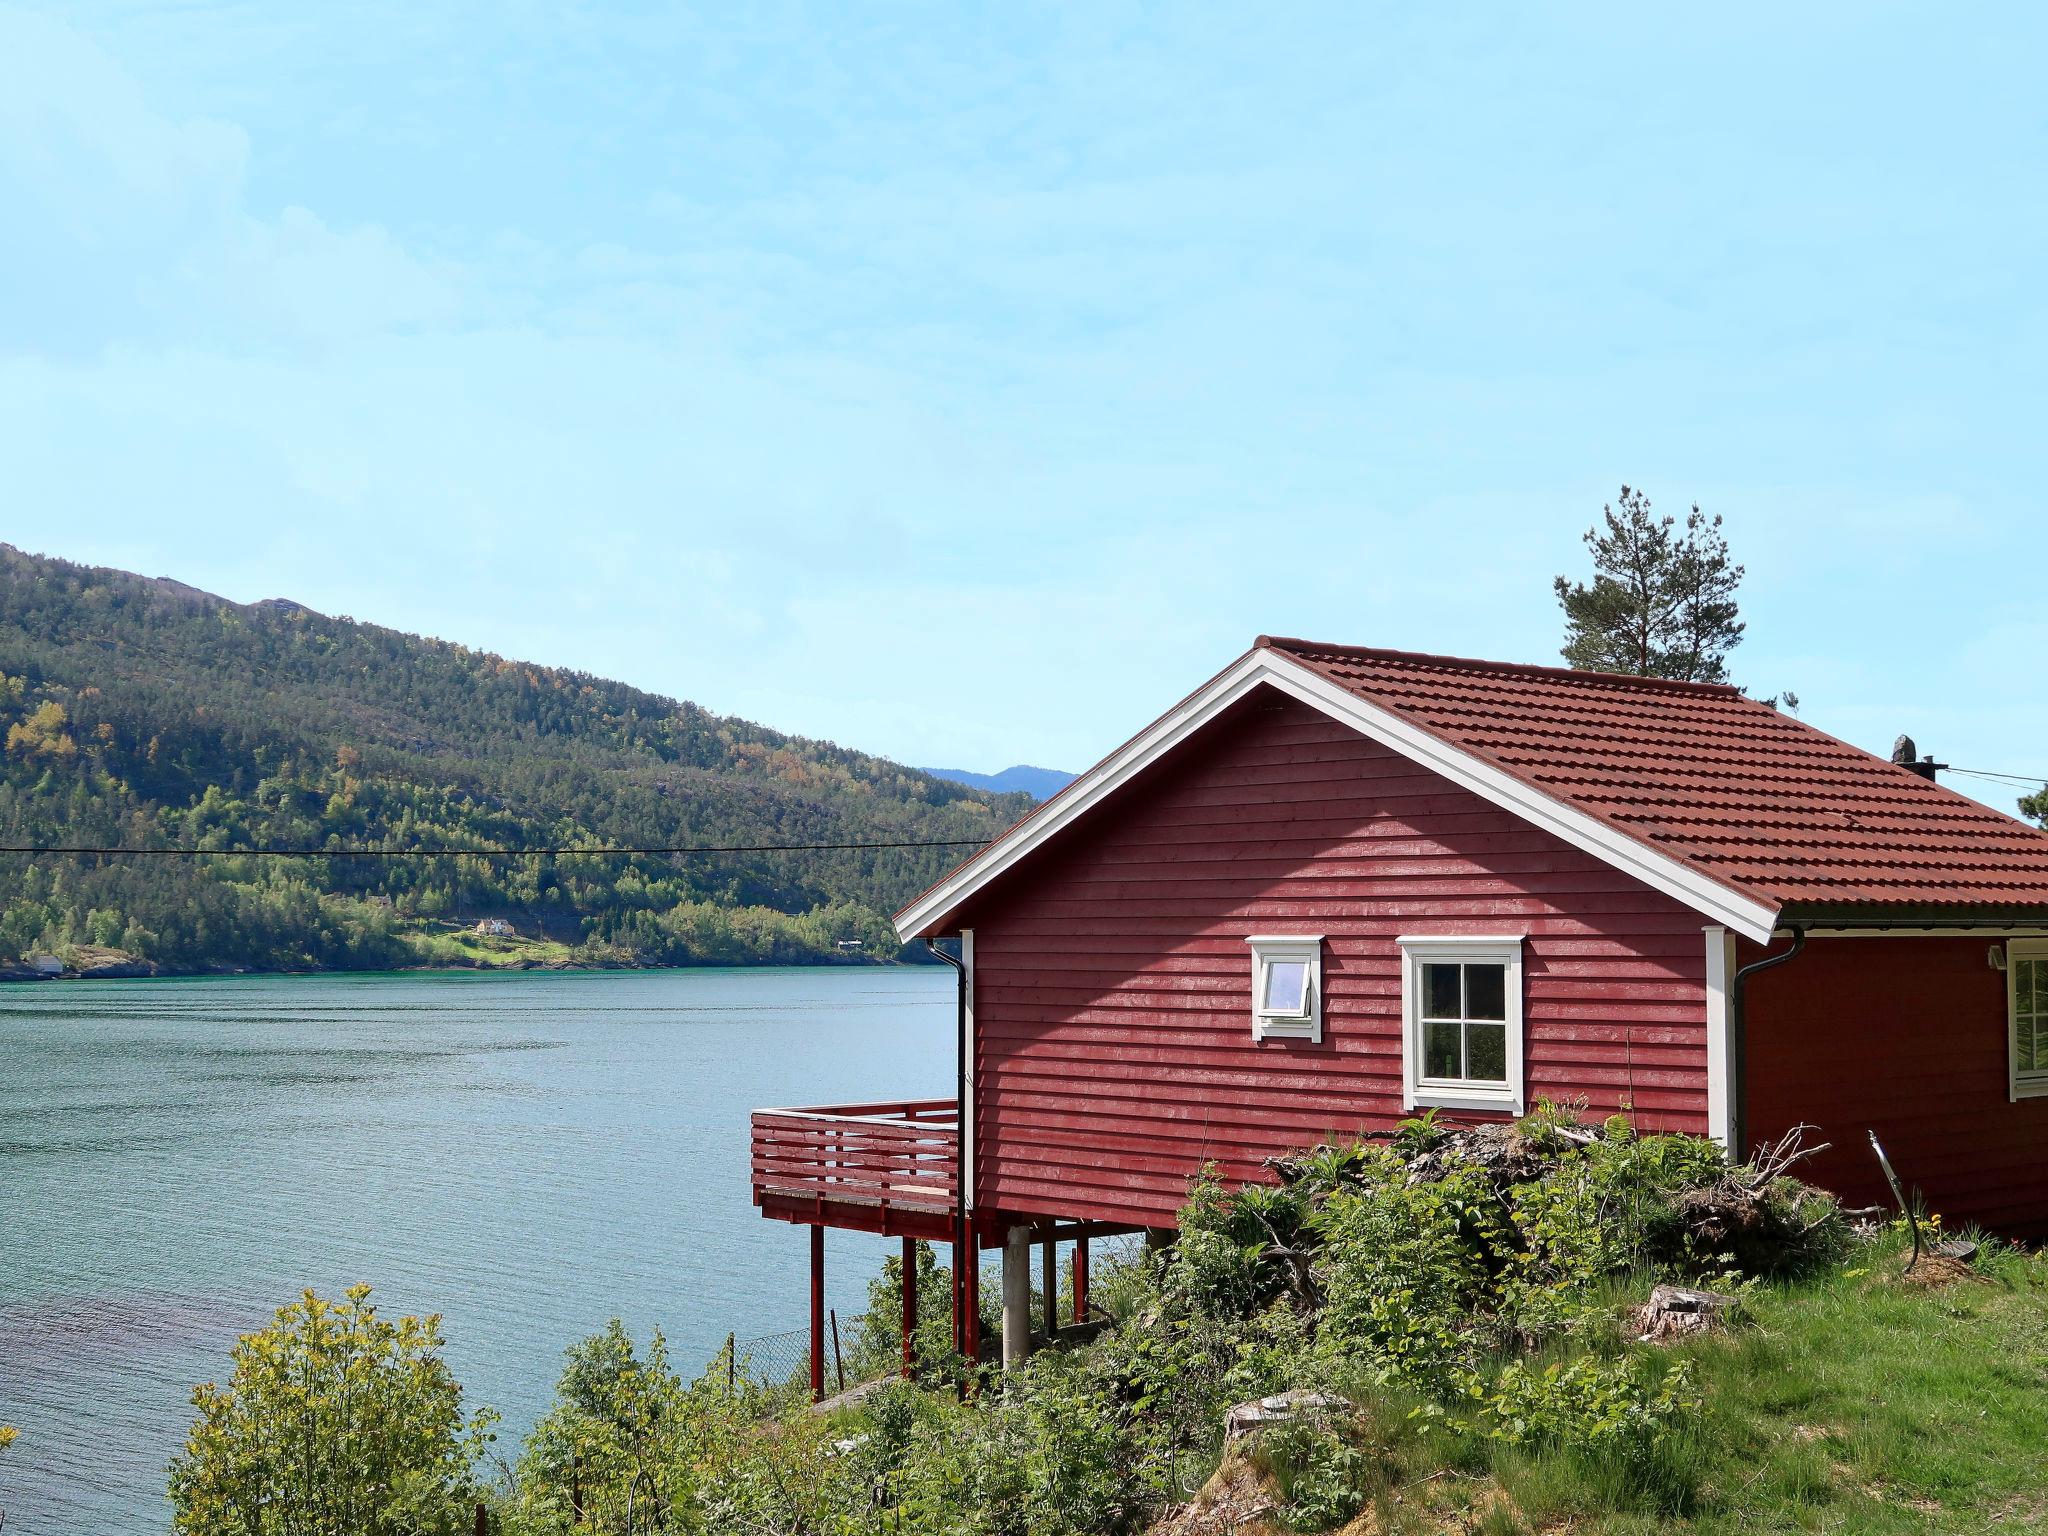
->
[1745,936,2048,1234]
[959,689,1713,1229]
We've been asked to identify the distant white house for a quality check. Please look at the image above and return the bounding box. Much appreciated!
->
[834,939,864,951]
[474,918,517,938]
[28,954,64,976]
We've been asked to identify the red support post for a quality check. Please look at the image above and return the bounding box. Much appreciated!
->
[1041,1235,1057,1338]
[809,1224,826,1403]
[901,1236,918,1379]
[951,1237,965,1358]
[1073,1235,1090,1324]
[961,1233,981,1366]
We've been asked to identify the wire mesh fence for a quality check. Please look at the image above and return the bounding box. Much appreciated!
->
[721,1324,812,1392]
[715,1303,901,1402]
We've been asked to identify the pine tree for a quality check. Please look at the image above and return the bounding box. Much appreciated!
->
[1553,486,1746,682]
[2020,786,2047,830]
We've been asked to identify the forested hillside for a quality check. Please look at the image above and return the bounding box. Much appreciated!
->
[0,544,1028,974]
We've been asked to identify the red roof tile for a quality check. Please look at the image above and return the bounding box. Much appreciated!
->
[1262,636,2048,918]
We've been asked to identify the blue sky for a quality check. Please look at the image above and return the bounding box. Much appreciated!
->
[3,4,2044,810]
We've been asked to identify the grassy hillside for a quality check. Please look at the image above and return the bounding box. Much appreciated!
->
[0,543,1028,974]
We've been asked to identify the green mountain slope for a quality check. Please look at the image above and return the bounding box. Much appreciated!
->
[0,544,1026,973]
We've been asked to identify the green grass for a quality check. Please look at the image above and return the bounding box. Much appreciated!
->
[1465,1238,2048,1535]
[394,921,580,969]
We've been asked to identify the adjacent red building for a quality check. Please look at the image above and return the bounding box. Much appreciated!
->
[752,638,2048,1383]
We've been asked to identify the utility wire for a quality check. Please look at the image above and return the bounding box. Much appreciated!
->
[1948,767,2048,787]
[0,838,991,859]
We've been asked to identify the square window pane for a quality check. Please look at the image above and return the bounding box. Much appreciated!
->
[2032,1022,2048,1074]
[1262,958,1309,1013]
[1423,963,1461,1020]
[1464,963,1506,1021]
[2028,960,2048,1017]
[1424,1019,1462,1078]
[1467,1022,1507,1083]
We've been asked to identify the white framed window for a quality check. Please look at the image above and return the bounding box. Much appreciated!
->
[1398,935,1525,1114]
[2009,939,2048,1101]
[1247,935,1323,1042]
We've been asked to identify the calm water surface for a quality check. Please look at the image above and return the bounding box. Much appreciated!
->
[0,968,952,1533]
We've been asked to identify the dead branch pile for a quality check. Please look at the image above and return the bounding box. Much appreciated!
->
[1666,1125,1841,1273]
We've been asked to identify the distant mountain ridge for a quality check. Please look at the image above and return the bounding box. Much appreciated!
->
[922,764,1076,801]
[0,543,1033,974]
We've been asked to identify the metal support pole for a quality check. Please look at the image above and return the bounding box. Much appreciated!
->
[1003,1225,1033,1369]
[809,1224,825,1402]
[901,1236,918,1379]
[1073,1235,1090,1323]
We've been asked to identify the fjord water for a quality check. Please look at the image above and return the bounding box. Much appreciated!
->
[0,968,951,1534]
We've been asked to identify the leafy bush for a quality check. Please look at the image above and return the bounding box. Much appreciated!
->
[889,1354,1139,1536]
[1140,1111,1845,1513]
[168,1285,496,1536]
[1251,1416,1387,1533]
[515,1322,723,1534]
[1472,1354,1701,1467]
[1311,1147,1502,1392]
[845,1240,964,1385]
[695,1409,869,1533]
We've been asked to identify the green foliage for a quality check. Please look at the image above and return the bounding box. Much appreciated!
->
[514,1322,708,1533]
[846,1240,963,1386]
[0,544,1031,973]
[1251,1417,1387,1533]
[167,1285,495,1536]
[1140,1114,1859,1516]
[1554,485,1746,683]
[274,1134,2027,1536]
[1470,1354,1701,1470]
[2021,783,2047,829]
[917,1356,1138,1536]
[1312,1148,1503,1392]
[1390,1106,1449,1158]
[695,1408,868,1534]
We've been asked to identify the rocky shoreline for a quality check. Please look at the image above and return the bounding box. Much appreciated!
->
[0,951,908,982]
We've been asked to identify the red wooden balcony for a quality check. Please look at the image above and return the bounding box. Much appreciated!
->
[750,1098,960,1239]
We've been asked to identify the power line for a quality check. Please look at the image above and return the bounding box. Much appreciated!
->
[1948,767,2048,787]
[0,838,990,860]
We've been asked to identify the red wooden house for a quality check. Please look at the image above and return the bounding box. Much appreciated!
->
[752,637,2048,1385]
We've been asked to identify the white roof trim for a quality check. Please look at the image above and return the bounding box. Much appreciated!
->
[895,648,1782,945]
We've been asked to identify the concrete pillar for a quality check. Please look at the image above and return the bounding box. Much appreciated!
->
[1002,1224,1034,1369]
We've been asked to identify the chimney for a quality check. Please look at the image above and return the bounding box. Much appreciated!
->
[1890,734,1946,782]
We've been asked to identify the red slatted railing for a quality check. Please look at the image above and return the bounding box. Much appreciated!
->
[751,1098,959,1214]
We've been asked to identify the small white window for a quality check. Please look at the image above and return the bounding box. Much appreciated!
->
[1399,935,1524,1114]
[1248,935,1322,1042]
[2009,939,2048,1101]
